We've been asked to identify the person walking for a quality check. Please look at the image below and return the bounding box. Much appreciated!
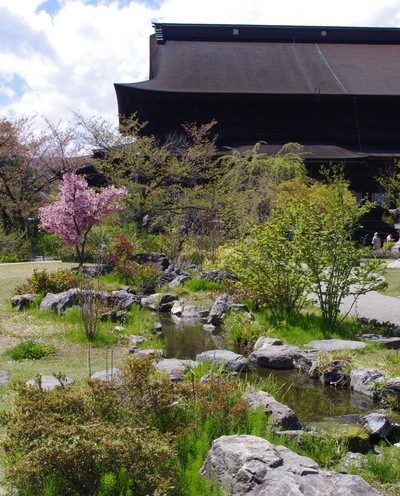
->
[372,232,382,250]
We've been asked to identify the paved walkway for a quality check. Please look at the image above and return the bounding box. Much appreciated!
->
[340,290,400,326]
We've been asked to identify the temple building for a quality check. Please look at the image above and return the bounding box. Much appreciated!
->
[114,23,400,234]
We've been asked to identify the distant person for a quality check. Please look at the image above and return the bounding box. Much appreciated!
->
[386,233,395,243]
[363,233,370,247]
[372,232,382,250]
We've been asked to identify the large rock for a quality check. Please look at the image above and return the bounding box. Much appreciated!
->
[382,377,400,405]
[207,294,234,326]
[141,293,178,312]
[196,349,249,372]
[350,368,388,398]
[11,293,37,311]
[244,390,302,430]
[361,413,394,441]
[200,435,381,495]
[155,358,199,382]
[40,288,80,314]
[249,345,299,370]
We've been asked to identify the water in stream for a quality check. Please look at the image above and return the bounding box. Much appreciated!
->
[159,314,379,424]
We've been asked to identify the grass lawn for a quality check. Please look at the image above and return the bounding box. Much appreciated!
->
[381,259,400,298]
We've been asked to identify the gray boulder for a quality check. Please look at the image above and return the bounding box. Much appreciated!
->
[111,290,141,310]
[207,294,234,326]
[350,368,388,398]
[196,349,249,372]
[155,358,199,382]
[382,377,400,404]
[91,368,121,383]
[249,345,299,370]
[244,390,302,430]
[200,435,381,495]
[11,293,37,311]
[40,288,80,314]
[26,374,74,391]
[361,413,393,441]
[141,293,178,312]
[306,339,366,351]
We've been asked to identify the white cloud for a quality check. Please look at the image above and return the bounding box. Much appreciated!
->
[1,0,400,129]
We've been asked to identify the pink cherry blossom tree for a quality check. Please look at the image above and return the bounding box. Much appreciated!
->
[39,173,127,266]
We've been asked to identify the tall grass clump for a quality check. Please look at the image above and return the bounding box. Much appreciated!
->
[182,277,222,292]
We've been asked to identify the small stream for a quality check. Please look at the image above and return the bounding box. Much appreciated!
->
[159,314,379,424]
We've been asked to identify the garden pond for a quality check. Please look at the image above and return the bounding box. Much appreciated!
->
[158,314,388,426]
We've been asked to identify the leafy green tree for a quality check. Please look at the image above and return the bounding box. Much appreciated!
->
[275,172,386,325]
[230,171,386,325]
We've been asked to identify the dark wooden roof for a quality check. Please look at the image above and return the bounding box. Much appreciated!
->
[116,23,400,96]
[114,23,400,151]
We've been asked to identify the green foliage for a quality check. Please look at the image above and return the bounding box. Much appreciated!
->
[1,358,181,496]
[0,226,31,262]
[349,444,400,494]
[229,170,387,326]
[229,219,310,318]
[14,268,80,295]
[182,277,222,292]
[107,232,162,290]
[4,340,56,361]
[224,311,269,349]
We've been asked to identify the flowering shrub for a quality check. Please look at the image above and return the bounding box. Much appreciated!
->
[39,173,127,266]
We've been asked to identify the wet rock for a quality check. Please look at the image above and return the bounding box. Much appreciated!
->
[320,359,349,387]
[196,349,249,372]
[207,294,234,326]
[253,336,283,350]
[249,345,299,370]
[291,349,319,374]
[382,377,400,406]
[361,413,393,442]
[350,368,388,398]
[141,293,178,312]
[200,435,381,495]
[244,390,302,430]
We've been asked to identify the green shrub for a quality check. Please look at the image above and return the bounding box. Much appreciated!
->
[14,268,80,295]
[4,340,56,361]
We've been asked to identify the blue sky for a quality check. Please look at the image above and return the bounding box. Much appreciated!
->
[1,0,400,130]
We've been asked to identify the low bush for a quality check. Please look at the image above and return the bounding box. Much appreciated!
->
[14,268,80,295]
[4,340,56,361]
